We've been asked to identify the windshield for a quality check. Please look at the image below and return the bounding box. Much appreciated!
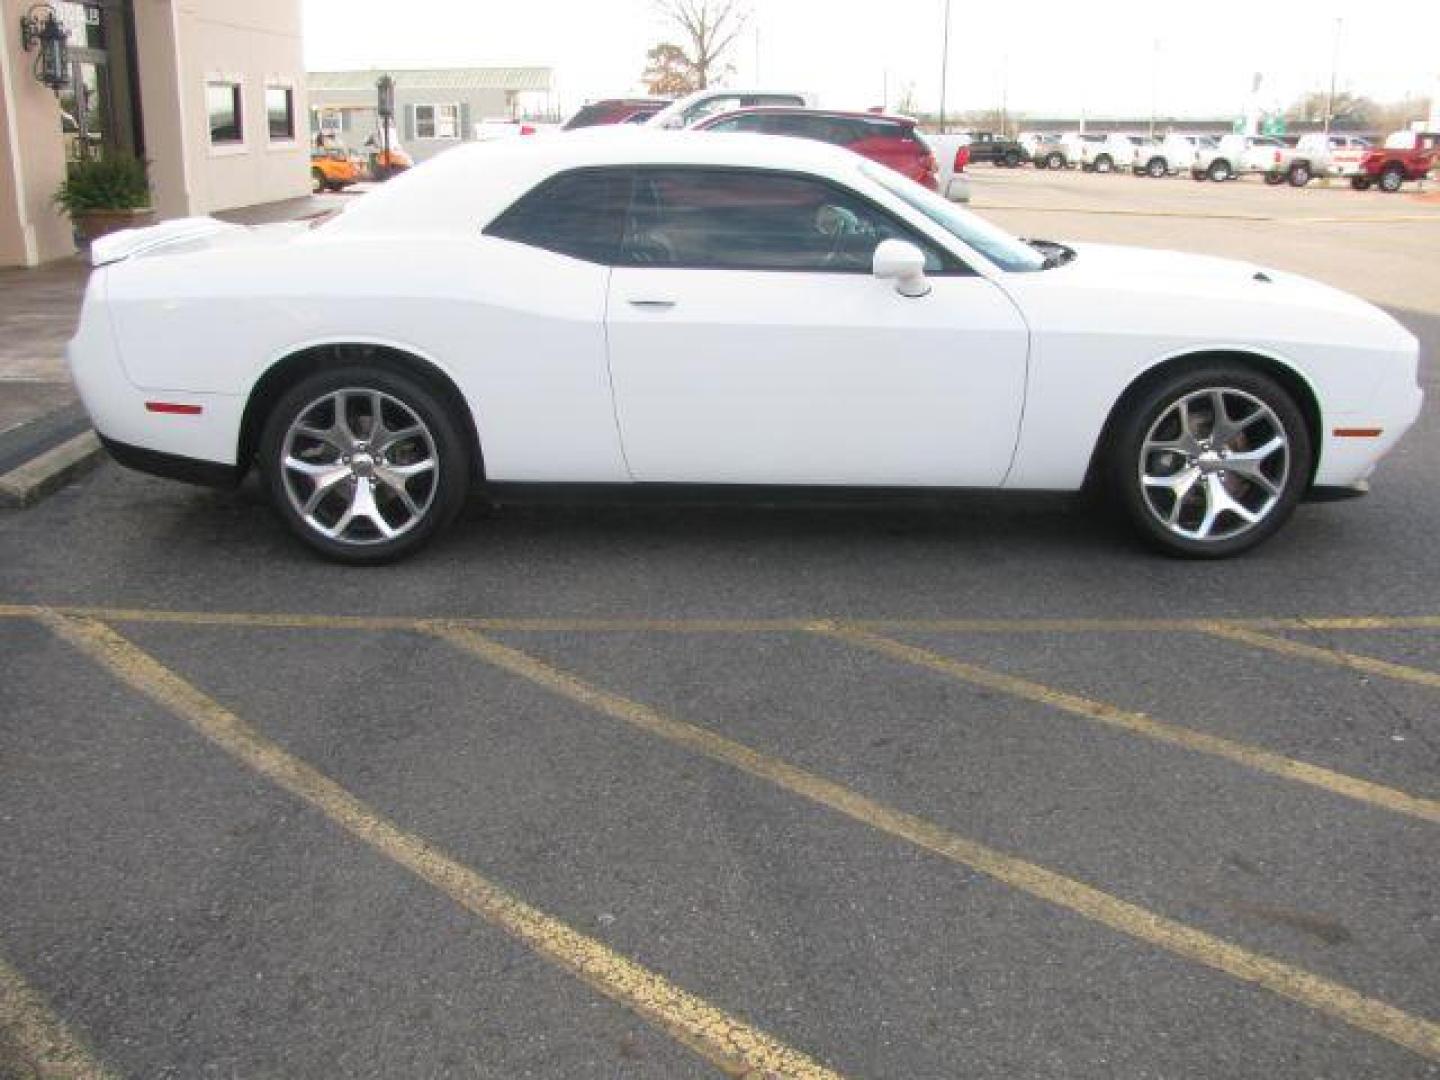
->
[861,163,1046,272]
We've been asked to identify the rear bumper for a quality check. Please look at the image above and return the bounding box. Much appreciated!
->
[100,435,243,488]
[68,269,246,472]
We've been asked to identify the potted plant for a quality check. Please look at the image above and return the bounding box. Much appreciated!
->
[53,151,156,243]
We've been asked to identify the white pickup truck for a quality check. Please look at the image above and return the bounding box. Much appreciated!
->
[1191,134,1288,182]
[1131,134,1210,177]
[1080,133,1142,173]
[1274,133,1372,186]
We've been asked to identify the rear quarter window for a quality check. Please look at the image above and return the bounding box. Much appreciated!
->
[485,169,632,264]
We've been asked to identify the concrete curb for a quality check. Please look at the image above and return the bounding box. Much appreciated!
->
[0,431,102,508]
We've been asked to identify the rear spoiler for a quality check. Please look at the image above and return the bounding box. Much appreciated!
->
[90,216,241,267]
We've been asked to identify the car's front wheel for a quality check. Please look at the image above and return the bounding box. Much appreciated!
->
[1046,152,1065,170]
[1109,367,1311,558]
[1208,159,1233,181]
[259,366,471,563]
[1379,164,1406,193]
[1146,157,1166,178]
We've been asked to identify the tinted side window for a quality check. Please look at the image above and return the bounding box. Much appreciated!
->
[485,169,632,264]
[744,94,805,108]
[621,168,955,274]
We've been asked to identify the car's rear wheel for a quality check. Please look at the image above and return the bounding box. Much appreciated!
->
[1003,149,1021,167]
[259,366,471,563]
[1046,152,1065,169]
[1208,159,1232,181]
[311,168,326,194]
[1288,162,1311,186]
[1379,164,1406,193]
[1146,157,1166,178]
[1108,366,1311,558]
[1094,154,1113,173]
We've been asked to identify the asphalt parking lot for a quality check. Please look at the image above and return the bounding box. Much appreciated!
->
[2,167,1439,1078]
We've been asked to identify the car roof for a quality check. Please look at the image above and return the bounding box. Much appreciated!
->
[700,106,916,125]
[324,129,870,236]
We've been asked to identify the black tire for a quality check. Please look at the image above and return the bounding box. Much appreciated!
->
[1288,162,1311,187]
[311,168,326,194]
[1208,159,1232,182]
[1146,157,1166,178]
[1094,154,1113,173]
[1003,149,1021,167]
[259,365,472,564]
[1379,164,1406,193]
[1351,175,1372,191]
[1046,152,1065,170]
[1106,364,1312,559]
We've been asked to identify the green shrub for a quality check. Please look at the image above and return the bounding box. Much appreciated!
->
[53,152,151,214]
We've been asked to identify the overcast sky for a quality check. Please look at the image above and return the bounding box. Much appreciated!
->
[303,0,1440,121]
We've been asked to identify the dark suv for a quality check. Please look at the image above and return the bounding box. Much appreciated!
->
[961,131,1028,167]
[694,108,939,190]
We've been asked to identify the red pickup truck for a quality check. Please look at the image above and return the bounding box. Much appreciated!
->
[1351,130,1439,192]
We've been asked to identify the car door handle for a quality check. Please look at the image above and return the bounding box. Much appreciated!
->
[627,299,675,309]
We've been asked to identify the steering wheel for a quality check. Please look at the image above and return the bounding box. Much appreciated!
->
[815,204,862,268]
[626,230,676,266]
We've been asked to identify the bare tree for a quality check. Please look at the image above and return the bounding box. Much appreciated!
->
[651,0,749,90]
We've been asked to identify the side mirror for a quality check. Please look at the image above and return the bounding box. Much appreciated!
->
[872,239,931,298]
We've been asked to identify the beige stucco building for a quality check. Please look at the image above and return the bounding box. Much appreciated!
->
[1,0,308,268]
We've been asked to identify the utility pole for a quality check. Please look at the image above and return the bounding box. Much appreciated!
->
[1149,38,1159,140]
[938,0,951,132]
[1000,54,1008,138]
[1323,17,1342,135]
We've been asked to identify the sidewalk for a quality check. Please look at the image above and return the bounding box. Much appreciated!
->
[0,193,345,500]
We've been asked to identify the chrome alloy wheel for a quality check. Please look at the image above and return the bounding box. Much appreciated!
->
[1138,387,1290,543]
[280,388,438,544]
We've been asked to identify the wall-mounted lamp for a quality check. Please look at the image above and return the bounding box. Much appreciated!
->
[19,4,71,95]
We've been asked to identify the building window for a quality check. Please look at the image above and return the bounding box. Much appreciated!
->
[266,85,295,141]
[207,81,243,144]
[414,103,459,140]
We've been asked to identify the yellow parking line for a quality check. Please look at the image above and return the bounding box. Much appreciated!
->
[1263,616,1440,632]
[37,612,844,1080]
[1201,622,1440,691]
[427,623,1440,1062]
[2,603,1440,635]
[813,625,1440,825]
[0,953,116,1079]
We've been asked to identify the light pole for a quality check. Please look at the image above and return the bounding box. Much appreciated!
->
[938,0,950,132]
[1323,18,1342,135]
[1149,38,1159,141]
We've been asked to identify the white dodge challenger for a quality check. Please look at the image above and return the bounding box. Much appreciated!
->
[70,131,1422,563]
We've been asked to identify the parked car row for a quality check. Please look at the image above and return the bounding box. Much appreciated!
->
[1005,126,1438,192]
[561,89,1438,197]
